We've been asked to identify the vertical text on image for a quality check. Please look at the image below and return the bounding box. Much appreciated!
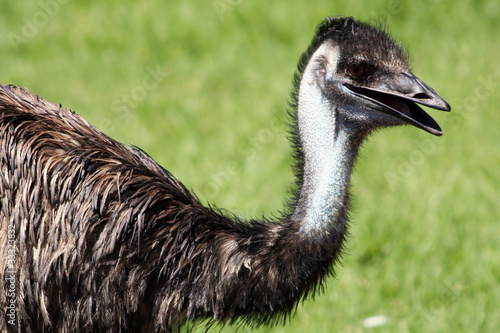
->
[5,223,17,327]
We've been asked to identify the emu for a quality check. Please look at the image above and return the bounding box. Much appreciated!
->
[0,17,449,332]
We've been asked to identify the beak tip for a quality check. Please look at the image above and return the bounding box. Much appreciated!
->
[439,98,451,112]
[427,126,443,136]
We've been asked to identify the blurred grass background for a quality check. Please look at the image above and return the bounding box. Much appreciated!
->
[1,0,498,332]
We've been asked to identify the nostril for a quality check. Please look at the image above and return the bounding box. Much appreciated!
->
[413,92,430,99]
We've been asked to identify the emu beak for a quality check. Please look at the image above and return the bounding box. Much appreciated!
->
[345,72,451,136]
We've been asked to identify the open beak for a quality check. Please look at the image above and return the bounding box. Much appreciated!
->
[344,72,451,136]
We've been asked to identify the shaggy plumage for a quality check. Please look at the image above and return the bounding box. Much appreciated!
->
[0,84,335,332]
[0,17,449,332]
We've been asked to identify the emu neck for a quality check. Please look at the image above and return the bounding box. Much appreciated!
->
[292,44,364,236]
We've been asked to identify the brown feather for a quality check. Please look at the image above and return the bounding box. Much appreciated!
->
[0,84,340,331]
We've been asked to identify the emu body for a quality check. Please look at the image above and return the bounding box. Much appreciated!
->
[0,17,450,332]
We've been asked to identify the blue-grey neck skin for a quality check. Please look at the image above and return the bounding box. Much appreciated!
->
[291,42,365,235]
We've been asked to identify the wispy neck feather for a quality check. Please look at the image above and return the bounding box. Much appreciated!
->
[291,42,364,236]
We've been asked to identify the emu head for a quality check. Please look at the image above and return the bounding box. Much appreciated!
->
[301,17,450,136]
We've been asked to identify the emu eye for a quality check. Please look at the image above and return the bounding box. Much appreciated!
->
[348,64,366,77]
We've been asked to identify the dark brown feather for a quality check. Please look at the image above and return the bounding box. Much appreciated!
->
[0,84,342,332]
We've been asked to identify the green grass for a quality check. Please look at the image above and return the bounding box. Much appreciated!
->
[1,0,499,332]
